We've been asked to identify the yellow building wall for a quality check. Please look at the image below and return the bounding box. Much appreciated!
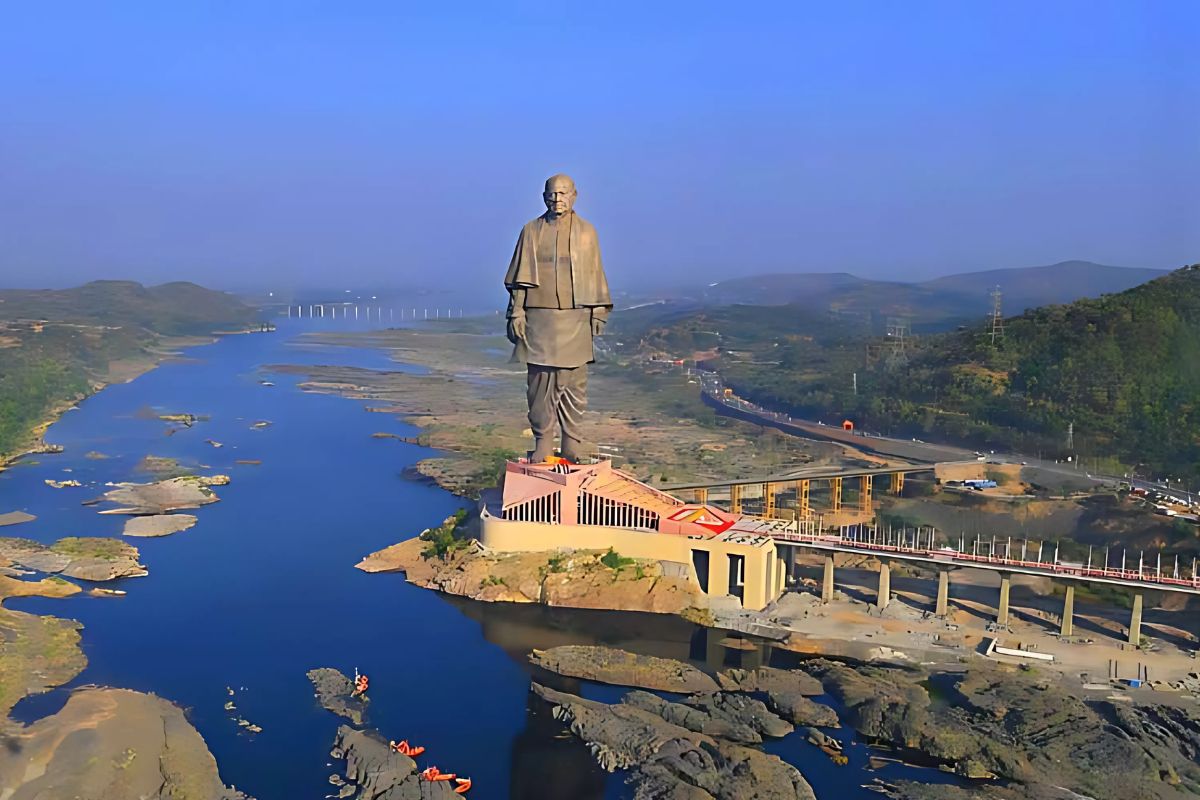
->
[480,508,779,611]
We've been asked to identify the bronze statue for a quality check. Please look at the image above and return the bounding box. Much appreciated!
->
[504,174,613,462]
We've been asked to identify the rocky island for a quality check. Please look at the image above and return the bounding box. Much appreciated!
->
[528,645,1200,800]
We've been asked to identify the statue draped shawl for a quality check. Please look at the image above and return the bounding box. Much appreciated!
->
[504,212,613,309]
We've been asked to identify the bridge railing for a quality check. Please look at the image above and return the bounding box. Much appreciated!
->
[772,529,1200,590]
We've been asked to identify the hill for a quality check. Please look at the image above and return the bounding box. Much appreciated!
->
[711,265,1200,479]
[687,261,1164,330]
[0,281,259,462]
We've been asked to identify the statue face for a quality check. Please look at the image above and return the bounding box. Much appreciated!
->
[543,176,577,217]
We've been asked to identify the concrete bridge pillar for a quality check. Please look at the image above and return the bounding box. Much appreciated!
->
[797,480,810,517]
[822,555,835,603]
[859,475,873,513]
[730,484,743,514]
[935,568,950,617]
[830,477,843,513]
[763,482,777,518]
[693,487,708,504]
[997,572,1011,627]
[1128,591,1143,647]
[1060,583,1075,637]
[876,561,891,610]
[890,472,905,495]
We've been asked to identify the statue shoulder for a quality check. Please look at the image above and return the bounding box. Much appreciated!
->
[572,214,598,237]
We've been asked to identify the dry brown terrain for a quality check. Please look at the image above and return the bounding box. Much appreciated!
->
[271,324,854,497]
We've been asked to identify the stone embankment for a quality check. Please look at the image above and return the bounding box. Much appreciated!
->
[357,533,703,615]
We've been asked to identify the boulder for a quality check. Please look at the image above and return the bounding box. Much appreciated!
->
[764,692,839,728]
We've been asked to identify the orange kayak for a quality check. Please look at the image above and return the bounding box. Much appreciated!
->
[420,767,456,782]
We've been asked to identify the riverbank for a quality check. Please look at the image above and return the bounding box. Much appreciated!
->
[0,535,251,798]
[0,333,217,472]
[268,321,854,497]
[357,521,706,616]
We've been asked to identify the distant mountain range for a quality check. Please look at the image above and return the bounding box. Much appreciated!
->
[683,261,1167,329]
[0,280,257,336]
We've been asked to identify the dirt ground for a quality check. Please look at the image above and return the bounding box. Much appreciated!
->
[776,553,1200,690]
[273,323,860,495]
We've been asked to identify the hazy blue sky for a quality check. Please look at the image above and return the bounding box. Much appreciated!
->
[1,2,1197,292]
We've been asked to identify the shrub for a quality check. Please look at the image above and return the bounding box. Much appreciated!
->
[419,509,471,560]
[600,548,635,570]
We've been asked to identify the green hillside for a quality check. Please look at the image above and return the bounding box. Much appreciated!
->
[0,281,258,461]
[646,265,1200,479]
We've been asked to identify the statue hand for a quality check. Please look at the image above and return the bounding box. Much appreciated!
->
[507,316,526,344]
[591,318,606,337]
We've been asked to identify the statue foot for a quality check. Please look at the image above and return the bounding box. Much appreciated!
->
[530,440,555,463]
[560,438,590,463]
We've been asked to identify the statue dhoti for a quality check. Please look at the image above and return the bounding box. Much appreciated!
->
[504,175,612,462]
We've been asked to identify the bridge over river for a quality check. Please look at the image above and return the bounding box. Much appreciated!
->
[728,516,1199,647]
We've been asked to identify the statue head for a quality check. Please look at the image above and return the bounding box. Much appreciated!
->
[543,174,577,218]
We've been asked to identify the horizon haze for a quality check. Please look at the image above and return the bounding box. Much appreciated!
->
[2,2,1198,294]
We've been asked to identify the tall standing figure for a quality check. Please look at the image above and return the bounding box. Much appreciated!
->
[504,174,613,462]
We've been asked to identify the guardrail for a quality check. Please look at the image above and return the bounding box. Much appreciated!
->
[771,530,1200,592]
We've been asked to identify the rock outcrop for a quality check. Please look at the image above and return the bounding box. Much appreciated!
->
[533,683,815,800]
[801,658,1200,798]
[307,667,369,725]
[716,666,824,697]
[0,511,35,527]
[0,687,251,800]
[331,725,457,799]
[100,474,228,514]
[358,536,703,615]
[0,536,147,581]
[715,666,836,727]
[530,645,720,693]
[623,690,794,744]
[123,513,198,537]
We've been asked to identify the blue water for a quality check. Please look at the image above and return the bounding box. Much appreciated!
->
[1,320,960,799]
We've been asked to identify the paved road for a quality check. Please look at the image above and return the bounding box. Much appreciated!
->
[699,371,1117,492]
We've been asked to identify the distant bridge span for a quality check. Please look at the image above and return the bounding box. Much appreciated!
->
[662,462,974,519]
[664,462,949,492]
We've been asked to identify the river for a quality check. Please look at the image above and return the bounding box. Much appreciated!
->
[2,319,959,799]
